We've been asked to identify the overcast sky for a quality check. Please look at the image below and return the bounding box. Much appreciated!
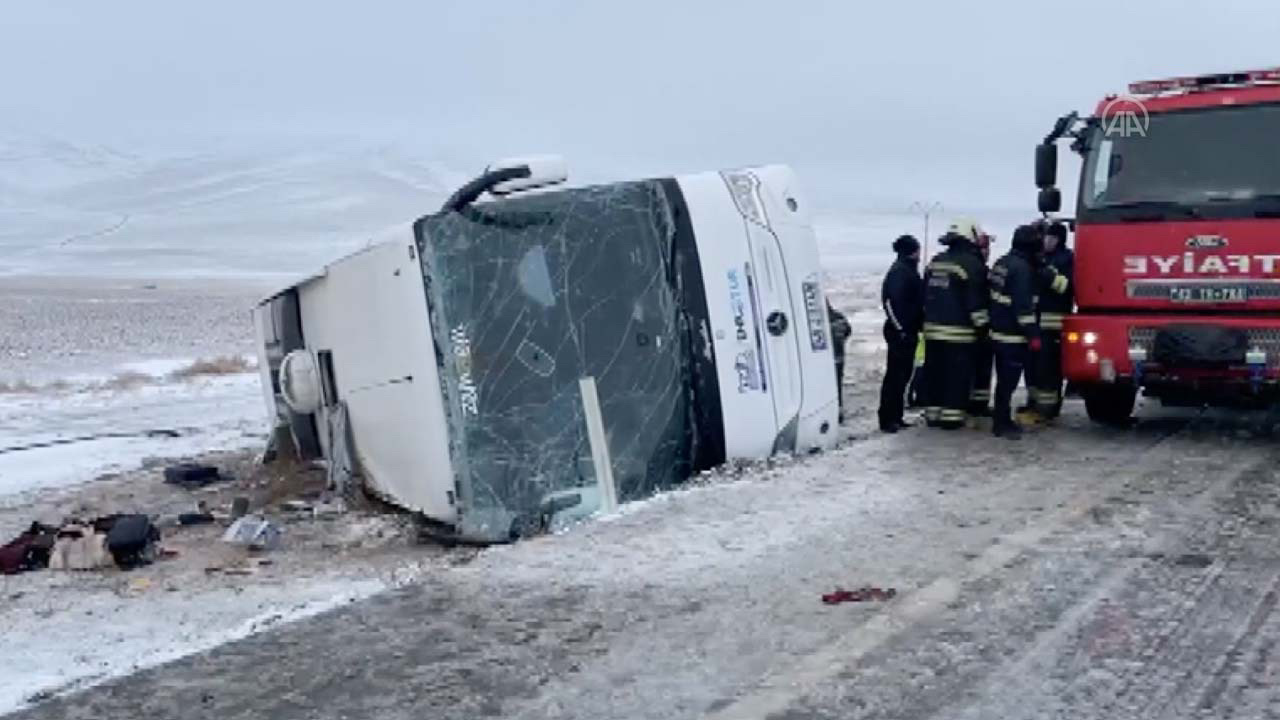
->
[3,1,1278,212]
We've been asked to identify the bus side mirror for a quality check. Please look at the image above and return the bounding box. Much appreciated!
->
[1035,144,1058,189]
[488,155,568,196]
[441,154,569,212]
[1038,187,1062,214]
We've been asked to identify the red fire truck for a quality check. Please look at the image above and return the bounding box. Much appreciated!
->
[1036,67,1280,424]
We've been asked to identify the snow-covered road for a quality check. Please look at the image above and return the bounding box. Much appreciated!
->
[12,403,1280,720]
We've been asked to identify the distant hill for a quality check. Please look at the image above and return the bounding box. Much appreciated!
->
[0,134,463,279]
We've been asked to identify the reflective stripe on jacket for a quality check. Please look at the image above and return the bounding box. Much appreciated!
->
[923,240,988,338]
[988,250,1040,343]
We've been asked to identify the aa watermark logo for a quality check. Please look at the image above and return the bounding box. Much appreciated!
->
[1102,95,1150,138]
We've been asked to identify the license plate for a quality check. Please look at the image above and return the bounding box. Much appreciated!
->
[801,278,828,351]
[1169,285,1248,303]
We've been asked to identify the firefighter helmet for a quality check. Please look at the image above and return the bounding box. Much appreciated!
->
[946,218,984,244]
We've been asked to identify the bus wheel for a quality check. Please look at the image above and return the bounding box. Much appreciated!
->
[1082,384,1137,426]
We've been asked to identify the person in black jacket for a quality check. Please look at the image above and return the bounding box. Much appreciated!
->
[878,234,923,433]
[922,219,989,430]
[988,224,1044,439]
[829,301,853,421]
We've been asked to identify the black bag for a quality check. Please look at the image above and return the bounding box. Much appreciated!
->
[104,514,160,569]
[163,463,222,489]
[1153,325,1248,369]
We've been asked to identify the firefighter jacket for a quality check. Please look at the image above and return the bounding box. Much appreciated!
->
[1037,246,1074,332]
[989,249,1041,344]
[923,239,988,343]
[882,257,923,338]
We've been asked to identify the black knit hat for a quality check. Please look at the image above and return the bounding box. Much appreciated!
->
[1012,224,1043,254]
[892,234,920,255]
[1047,222,1068,242]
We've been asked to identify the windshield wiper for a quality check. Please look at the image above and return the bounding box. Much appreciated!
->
[1099,200,1202,222]
[1248,193,1280,218]
[1198,192,1280,218]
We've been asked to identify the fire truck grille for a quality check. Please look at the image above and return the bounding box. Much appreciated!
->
[1128,326,1280,367]
[1127,280,1280,299]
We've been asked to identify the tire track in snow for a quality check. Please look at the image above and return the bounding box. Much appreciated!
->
[706,412,1209,720]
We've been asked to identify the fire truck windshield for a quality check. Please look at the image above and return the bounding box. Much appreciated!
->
[1080,101,1280,222]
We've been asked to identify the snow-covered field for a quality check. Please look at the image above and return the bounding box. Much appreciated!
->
[0,361,264,499]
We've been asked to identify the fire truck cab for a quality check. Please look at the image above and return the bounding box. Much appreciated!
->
[1036,67,1280,423]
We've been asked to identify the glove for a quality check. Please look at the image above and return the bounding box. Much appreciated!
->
[1028,336,1043,353]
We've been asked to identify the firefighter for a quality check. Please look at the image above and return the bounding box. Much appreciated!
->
[988,224,1044,439]
[828,300,853,422]
[922,219,989,430]
[878,234,923,433]
[1032,221,1073,419]
[969,231,996,421]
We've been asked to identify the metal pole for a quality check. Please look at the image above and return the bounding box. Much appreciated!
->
[923,215,930,262]
[909,201,943,262]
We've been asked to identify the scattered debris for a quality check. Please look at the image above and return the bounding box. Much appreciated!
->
[207,557,274,577]
[230,496,250,519]
[164,463,223,489]
[6,516,162,573]
[126,577,153,594]
[177,512,215,526]
[277,496,346,520]
[312,497,347,519]
[49,523,114,571]
[104,514,161,570]
[0,522,58,574]
[222,515,282,551]
[821,586,898,605]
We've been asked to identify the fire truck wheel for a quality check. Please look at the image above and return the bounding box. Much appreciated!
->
[1082,384,1137,426]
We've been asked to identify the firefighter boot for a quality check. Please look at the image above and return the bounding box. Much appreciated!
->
[992,415,1023,440]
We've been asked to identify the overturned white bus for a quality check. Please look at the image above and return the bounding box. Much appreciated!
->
[253,158,839,542]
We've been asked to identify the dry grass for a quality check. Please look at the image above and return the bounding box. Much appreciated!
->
[167,355,256,380]
[99,370,153,390]
[0,355,254,397]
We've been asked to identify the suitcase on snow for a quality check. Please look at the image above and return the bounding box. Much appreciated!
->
[105,514,161,569]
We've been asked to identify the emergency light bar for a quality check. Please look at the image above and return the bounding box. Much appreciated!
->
[1129,67,1280,96]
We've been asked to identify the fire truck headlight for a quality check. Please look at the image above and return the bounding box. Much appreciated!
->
[1129,347,1148,363]
[1082,332,1099,346]
[1086,349,1099,365]
[1247,348,1267,366]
